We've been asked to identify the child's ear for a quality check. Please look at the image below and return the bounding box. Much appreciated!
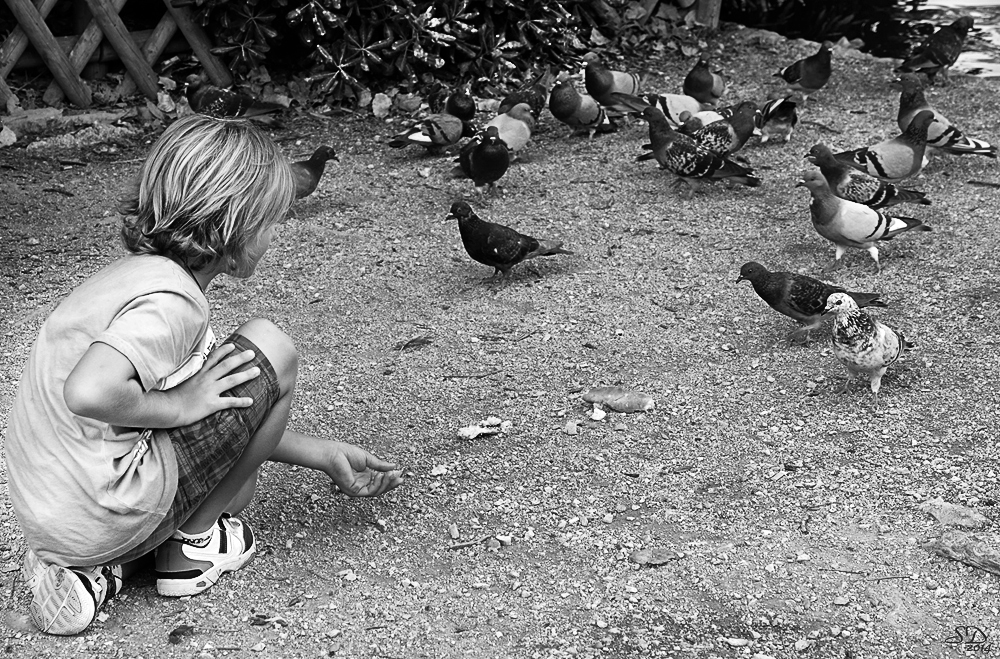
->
[117,178,140,214]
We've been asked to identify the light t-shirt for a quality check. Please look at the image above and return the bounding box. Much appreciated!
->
[4,254,215,566]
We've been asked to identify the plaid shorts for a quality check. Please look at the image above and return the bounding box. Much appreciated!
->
[107,333,280,564]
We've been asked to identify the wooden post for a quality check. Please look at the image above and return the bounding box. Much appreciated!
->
[0,78,15,108]
[695,0,722,30]
[43,0,129,105]
[3,0,92,106]
[0,0,60,80]
[82,0,160,99]
[161,0,232,87]
[118,12,179,97]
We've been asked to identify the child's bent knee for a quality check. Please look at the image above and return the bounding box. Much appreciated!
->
[231,319,298,386]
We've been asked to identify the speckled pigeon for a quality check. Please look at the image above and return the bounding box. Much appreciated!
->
[825,292,913,408]
[639,106,760,197]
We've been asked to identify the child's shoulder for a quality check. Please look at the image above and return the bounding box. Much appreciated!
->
[82,254,204,301]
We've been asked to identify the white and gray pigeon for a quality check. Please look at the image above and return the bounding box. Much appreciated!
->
[797,169,931,272]
[825,292,913,408]
[896,73,997,158]
[834,110,935,182]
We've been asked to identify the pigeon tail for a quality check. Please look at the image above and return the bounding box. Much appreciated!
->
[531,240,574,258]
[884,187,931,206]
[939,137,998,158]
[884,216,932,239]
[606,92,651,114]
[848,292,888,309]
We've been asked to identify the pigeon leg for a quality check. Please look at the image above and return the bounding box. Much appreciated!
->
[836,372,854,395]
[867,246,881,274]
[787,326,812,346]
[824,245,847,272]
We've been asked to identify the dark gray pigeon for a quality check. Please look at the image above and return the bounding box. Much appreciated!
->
[736,261,887,344]
[448,201,572,280]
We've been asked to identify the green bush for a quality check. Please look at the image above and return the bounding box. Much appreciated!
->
[193,0,588,104]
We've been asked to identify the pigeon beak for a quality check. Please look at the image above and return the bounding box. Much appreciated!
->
[794,179,806,187]
[735,275,746,283]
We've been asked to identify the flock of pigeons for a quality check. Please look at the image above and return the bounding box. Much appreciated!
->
[180,16,994,408]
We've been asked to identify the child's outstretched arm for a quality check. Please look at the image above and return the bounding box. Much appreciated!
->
[64,342,259,428]
[270,431,405,498]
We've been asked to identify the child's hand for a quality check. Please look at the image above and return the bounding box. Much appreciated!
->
[168,343,260,427]
[326,442,405,497]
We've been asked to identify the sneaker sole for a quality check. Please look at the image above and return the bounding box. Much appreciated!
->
[155,542,256,597]
[29,566,96,636]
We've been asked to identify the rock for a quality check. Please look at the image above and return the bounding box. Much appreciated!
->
[372,93,392,119]
[582,386,655,413]
[923,530,1000,576]
[629,548,683,566]
[833,596,849,606]
[565,420,579,435]
[918,497,990,529]
[0,125,15,148]
[794,639,812,652]
[457,424,502,440]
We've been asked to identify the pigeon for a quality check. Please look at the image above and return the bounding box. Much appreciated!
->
[499,69,557,120]
[583,52,640,106]
[548,79,616,138]
[676,109,725,136]
[448,201,573,280]
[486,103,535,153]
[690,100,760,157]
[639,106,761,197]
[796,169,931,272]
[184,73,285,119]
[736,261,887,345]
[834,110,935,182]
[895,16,974,83]
[758,95,799,144]
[607,92,705,128]
[290,145,338,200]
[454,126,510,196]
[387,93,470,152]
[683,56,726,107]
[896,73,996,158]
[774,41,833,105]
[807,143,931,209]
[825,292,913,408]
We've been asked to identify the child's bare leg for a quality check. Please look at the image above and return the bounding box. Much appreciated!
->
[179,318,298,534]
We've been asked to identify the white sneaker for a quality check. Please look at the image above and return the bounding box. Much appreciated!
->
[23,548,122,635]
[154,514,256,597]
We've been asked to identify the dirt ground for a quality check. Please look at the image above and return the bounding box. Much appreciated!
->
[1,25,999,659]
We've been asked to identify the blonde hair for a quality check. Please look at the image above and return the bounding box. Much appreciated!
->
[121,115,294,276]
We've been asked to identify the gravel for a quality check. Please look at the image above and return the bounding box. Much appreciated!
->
[1,23,999,659]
